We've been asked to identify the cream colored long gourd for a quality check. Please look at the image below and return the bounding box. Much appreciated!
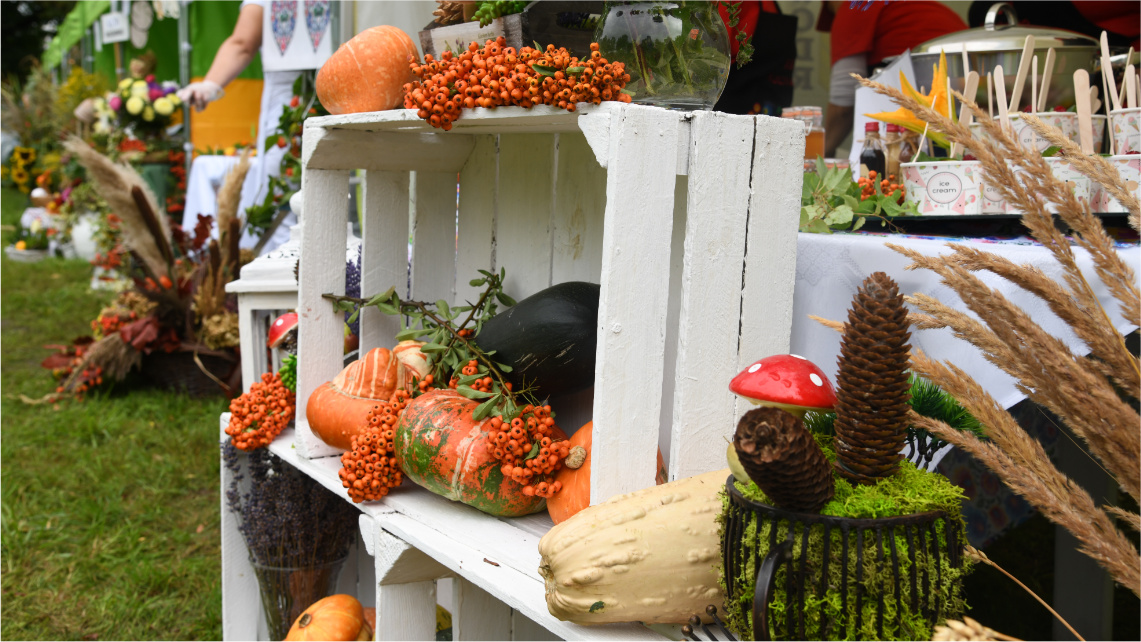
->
[538,468,728,624]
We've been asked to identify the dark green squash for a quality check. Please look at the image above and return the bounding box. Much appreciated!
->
[474,281,599,399]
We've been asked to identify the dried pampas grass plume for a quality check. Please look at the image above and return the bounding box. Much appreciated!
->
[63,137,171,280]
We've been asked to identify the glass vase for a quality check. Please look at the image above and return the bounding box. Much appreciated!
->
[251,556,347,641]
[594,1,731,110]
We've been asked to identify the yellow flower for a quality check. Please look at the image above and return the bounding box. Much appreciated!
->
[865,50,955,148]
[14,146,36,164]
[168,93,181,107]
[1,166,8,179]
[126,96,144,115]
[30,219,42,233]
[119,78,133,90]
[15,240,26,250]
[143,106,155,122]
[12,167,29,184]
[131,80,148,98]
[153,97,173,116]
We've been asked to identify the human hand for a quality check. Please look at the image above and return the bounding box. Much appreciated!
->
[177,80,225,111]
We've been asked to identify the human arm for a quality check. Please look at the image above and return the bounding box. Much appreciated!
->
[179,4,263,110]
[823,53,865,156]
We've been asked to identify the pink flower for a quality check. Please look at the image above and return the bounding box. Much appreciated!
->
[149,88,163,101]
[145,74,155,83]
[108,95,122,111]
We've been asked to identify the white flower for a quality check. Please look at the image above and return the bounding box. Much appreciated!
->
[130,80,148,98]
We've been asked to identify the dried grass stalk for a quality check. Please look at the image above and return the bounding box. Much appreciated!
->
[931,617,1018,642]
[64,137,170,279]
[841,74,1141,597]
[216,149,250,237]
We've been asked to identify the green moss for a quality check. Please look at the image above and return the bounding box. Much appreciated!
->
[717,434,972,640]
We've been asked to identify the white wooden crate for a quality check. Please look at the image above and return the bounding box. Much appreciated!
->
[247,102,804,639]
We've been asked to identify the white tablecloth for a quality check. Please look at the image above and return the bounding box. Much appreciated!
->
[789,232,1140,411]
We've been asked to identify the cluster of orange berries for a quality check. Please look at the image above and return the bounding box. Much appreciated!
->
[225,372,296,451]
[402,38,631,130]
[55,363,104,400]
[340,390,411,503]
[457,359,509,394]
[486,404,570,499]
[858,170,905,203]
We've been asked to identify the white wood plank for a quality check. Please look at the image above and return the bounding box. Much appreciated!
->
[495,133,556,299]
[220,417,261,641]
[654,177,687,476]
[512,610,563,641]
[308,104,622,136]
[590,104,680,505]
[455,135,499,306]
[551,133,606,285]
[453,577,513,641]
[306,128,475,173]
[374,529,445,641]
[410,171,459,304]
[296,165,351,459]
[236,298,259,394]
[669,111,755,480]
[733,114,804,420]
[360,170,411,353]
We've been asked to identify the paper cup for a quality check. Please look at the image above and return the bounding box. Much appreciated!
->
[969,112,1108,154]
[902,161,984,215]
[1092,155,1141,213]
[1041,157,1092,213]
[1110,108,1141,154]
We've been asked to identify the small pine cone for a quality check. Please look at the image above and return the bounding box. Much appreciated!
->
[733,407,834,513]
[833,272,912,485]
[432,1,465,25]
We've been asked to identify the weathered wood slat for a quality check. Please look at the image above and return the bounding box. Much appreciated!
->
[360,170,410,354]
[733,115,804,420]
[410,171,460,304]
[296,163,351,459]
[455,135,498,306]
[306,128,475,172]
[590,105,680,505]
[551,132,606,285]
[668,111,755,479]
[453,578,513,640]
[496,133,556,298]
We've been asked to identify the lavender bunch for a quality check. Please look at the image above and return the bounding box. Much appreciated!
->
[345,246,361,336]
[222,442,358,568]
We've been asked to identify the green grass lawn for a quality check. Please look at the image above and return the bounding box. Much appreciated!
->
[1,187,226,640]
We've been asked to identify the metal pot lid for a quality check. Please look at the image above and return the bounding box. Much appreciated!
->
[912,2,1097,55]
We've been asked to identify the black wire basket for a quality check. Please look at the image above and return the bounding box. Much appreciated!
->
[721,477,965,641]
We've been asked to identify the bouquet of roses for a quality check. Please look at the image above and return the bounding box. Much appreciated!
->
[95,75,182,135]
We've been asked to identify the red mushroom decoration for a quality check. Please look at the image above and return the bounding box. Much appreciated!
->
[729,354,836,417]
[268,312,299,353]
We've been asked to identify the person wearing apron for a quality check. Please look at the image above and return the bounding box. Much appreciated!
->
[178,0,299,254]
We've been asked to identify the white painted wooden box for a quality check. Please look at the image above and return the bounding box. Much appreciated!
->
[223,103,803,640]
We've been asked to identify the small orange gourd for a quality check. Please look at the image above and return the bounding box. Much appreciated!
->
[545,422,669,524]
[285,594,366,641]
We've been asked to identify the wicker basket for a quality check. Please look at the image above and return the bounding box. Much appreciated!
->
[139,348,239,397]
[721,477,965,641]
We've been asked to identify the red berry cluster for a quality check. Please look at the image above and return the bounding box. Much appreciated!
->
[402,38,632,130]
[339,390,411,503]
[225,372,296,451]
[486,404,570,499]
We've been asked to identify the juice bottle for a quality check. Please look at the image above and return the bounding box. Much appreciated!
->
[859,122,886,180]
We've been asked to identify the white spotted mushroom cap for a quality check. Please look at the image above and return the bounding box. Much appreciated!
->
[267,312,299,348]
[729,354,837,416]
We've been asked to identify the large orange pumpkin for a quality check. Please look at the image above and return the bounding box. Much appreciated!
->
[316,26,419,115]
[285,594,366,641]
[545,422,669,525]
[306,347,400,450]
[395,389,566,517]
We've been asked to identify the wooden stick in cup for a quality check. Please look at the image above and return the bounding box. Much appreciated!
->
[1038,48,1056,111]
[1031,55,1038,113]
[1074,70,1094,155]
[1090,85,1101,115]
[1126,64,1137,109]
[1101,32,1121,111]
[995,65,1012,133]
[1119,47,1134,107]
[1101,68,1116,155]
[951,71,979,159]
[987,71,994,118]
[1008,35,1035,112]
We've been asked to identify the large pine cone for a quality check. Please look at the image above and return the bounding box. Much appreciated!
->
[733,407,834,513]
[832,272,912,485]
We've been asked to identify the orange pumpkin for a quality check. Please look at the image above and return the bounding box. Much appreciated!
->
[306,347,400,450]
[316,26,419,115]
[285,594,366,641]
[395,389,566,516]
[545,421,669,525]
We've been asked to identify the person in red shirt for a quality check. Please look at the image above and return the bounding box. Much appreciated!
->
[714,1,799,115]
[818,0,967,156]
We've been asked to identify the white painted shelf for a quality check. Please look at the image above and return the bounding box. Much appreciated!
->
[222,103,805,640]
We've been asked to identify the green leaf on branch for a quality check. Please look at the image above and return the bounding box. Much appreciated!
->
[420,342,448,354]
[523,442,541,461]
[458,385,495,400]
[473,395,500,421]
[395,327,423,341]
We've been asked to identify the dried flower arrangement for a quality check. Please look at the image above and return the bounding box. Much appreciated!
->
[849,73,1140,598]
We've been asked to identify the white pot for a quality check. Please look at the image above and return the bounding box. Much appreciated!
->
[70,212,100,262]
[5,245,49,262]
